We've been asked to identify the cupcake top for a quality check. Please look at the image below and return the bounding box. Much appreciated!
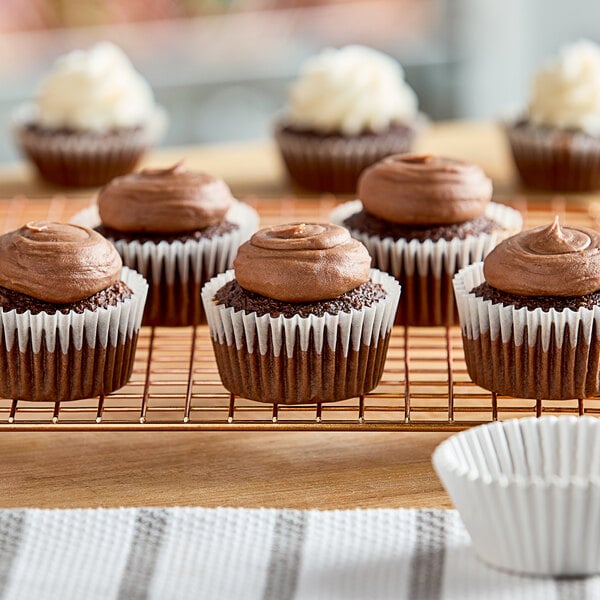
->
[528,40,600,136]
[358,154,493,225]
[234,223,371,302]
[483,217,600,297]
[33,42,157,132]
[98,163,235,234]
[0,221,122,304]
[285,45,418,136]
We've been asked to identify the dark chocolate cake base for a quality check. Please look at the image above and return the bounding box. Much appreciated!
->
[472,282,600,312]
[0,332,139,402]
[212,330,392,404]
[214,279,386,318]
[344,210,498,242]
[0,281,131,315]
[145,275,205,327]
[506,121,600,192]
[462,325,600,400]
[275,122,418,194]
[16,123,149,187]
[343,212,505,327]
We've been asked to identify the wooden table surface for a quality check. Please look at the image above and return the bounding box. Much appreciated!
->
[0,121,529,509]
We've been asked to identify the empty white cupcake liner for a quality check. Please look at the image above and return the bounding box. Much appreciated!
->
[0,267,147,354]
[72,201,260,286]
[201,268,400,358]
[330,200,523,278]
[433,415,600,576]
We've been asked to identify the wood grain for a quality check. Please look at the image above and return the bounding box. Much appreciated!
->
[0,121,521,509]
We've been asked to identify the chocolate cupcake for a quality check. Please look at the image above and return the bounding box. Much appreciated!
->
[73,163,259,327]
[506,40,600,191]
[13,42,166,187]
[0,222,147,402]
[454,218,600,399]
[202,223,400,404]
[274,45,425,194]
[331,154,523,326]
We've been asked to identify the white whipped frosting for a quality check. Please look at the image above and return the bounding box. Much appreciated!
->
[34,42,157,132]
[528,40,600,135]
[286,45,418,135]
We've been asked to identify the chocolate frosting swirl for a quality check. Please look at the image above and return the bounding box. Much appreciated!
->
[234,223,371,302]
[98,162,235,233]
[0,221,122,303]
[358,154,493,225]
[484,217,600,297]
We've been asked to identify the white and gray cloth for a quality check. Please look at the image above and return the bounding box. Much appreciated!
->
[0,507,596,600]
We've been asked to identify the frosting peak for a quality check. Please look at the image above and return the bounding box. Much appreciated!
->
[234,223,371,302]
[34,42,158,132]
[358,154,493,225]
[0,221,122,304]
[527,216,591,254]
[483,219,600,297]
[98,163,235,233]
[286,45,418,135]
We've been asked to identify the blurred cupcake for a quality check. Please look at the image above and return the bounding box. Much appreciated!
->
[73,163,259,327]
[13,42,166,187]
[275,45,425,194]
[454,218,600,399]
[331,154,522,326]
[202,223,400,404]
[0,222,147,402]
[506,40,600,191]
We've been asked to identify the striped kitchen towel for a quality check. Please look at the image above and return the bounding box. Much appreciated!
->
[0,507,596,600]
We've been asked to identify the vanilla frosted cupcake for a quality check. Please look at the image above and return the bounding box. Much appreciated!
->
[455,219,600,399]
[13,42,166,187]
[73,163,259,327]
[0,222,147,401]
[202,223,400,404]
[506,40,600,191]
[275,45,424,194]
[331,154,522,326]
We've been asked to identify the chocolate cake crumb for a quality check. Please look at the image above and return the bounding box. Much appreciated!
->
[472,281,600,312]
[215,279,387,318]
[279,122,414,140]
[0,281,133,315]
[96,221,238,244]
[344,209,499,242]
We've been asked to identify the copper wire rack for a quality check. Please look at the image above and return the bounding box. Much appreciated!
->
[0,192,599,431]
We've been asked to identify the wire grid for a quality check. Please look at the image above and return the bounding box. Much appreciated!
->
[0,193,599,431]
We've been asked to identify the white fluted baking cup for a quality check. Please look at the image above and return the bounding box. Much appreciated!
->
[201,268,400,358]
[330,200,522,278]
[72,201,260,285]
[0,266,147,354]
[433,416,600,576]
[454,262,600,351]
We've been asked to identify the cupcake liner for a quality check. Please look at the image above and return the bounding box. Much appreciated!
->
[505,121,600,191]
[453,262,600,399]
[274,116,426,194]
[201,268,400,404]
[433,416,600,576]
[12,104,167,188]
[72,201,260,327]
[0,267,147,402]
[331,200,522,326]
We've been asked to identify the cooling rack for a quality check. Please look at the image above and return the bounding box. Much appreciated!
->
[0,192,599,431]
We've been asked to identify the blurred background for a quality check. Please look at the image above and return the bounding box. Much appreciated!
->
[0,0,598,163]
